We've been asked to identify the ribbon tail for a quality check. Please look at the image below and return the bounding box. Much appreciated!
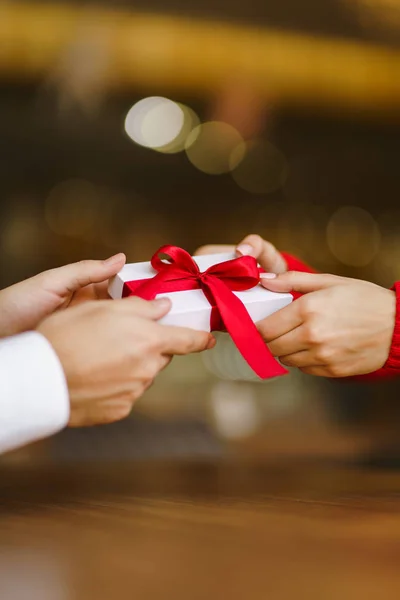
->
[204,278,288,379]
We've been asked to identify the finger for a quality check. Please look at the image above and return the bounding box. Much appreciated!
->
[194,244,235,256]
[93,281,111,300]
[159,355,173,370]
[160,326,216,355]
[141,355,172,382]
[267,326,309,357]
[236,234,284,272]
[45,254,126,293]
[279,350,322,368]
[77,398,134,427]
[257,302,303,341]
[260,271,341,294]
[117,296,172,320]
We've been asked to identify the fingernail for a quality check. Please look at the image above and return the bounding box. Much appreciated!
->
[260,272,277,280]
[206,336,216,350]
[104,253,125,265]
[153,297,171,309]
[236,243,254,257]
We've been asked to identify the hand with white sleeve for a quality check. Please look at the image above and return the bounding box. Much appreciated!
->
[0,296,215,453]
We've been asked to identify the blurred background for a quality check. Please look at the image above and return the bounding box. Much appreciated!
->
[0,0,399,465]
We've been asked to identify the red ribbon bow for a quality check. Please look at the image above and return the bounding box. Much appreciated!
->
[123,245,287,379]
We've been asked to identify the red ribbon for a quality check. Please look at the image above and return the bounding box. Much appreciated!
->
[122,245,287,379]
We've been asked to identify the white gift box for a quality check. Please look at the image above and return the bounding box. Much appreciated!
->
[108,252,292,331]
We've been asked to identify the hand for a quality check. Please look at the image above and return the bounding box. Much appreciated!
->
[257,271,396,377]
[195,234,287,274]
[38,297,215,427]
[0,253,126,338]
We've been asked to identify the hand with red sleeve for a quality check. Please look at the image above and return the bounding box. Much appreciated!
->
[259,272,400,379]
[196,234,400,380]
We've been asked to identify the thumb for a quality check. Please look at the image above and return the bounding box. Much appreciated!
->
[115,296,173,320]
[260,271,341,294]
[236,234,287,274]
[44,253,126,293]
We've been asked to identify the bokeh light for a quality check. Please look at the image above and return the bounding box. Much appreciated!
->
[124,97,196,152]
[160,105,200,154]
[209,382,260,440]
[326,206,381,267]
[185,121,244,175]
[230,140,288,194]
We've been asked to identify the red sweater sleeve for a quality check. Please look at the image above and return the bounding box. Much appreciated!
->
[281,252,316,274]
[280,253,400,381]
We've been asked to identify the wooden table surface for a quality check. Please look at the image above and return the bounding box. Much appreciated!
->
[1,460,400,600]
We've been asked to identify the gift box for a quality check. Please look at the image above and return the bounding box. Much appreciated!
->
[108,245,292,379]
[109,252,291,329]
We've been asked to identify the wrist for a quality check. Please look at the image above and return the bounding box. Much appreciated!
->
[384,282,400,371]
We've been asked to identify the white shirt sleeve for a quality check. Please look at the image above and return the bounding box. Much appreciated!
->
[0,331,70,454]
